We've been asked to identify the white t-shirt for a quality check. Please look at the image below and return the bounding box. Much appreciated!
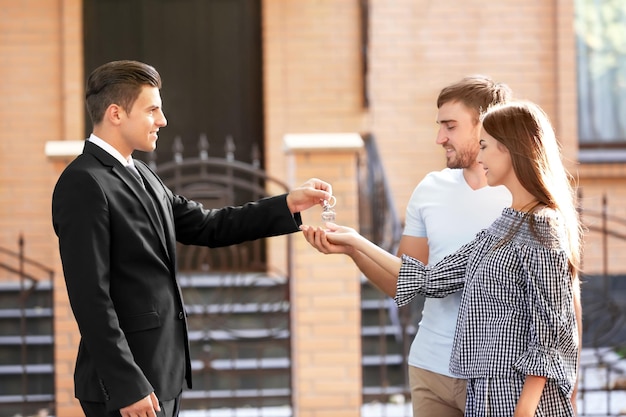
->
[403,168,512,377]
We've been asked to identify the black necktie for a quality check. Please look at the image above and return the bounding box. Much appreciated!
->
[126,164,145,189]
[125,163,167,253]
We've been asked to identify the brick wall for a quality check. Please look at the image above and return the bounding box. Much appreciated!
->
[1,0,626,416]
[286,140,363,417]
[262,0,368,181]
[578,165,626,275]
[1,1,83,416]
[0,1,61,261]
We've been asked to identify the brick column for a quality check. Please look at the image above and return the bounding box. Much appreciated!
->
[284,133,363,417]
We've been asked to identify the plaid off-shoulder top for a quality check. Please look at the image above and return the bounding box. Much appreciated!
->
[395,207,578,396]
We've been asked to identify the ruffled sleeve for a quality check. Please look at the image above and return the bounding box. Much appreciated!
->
[394,235,480,307]
[512,244,577,396]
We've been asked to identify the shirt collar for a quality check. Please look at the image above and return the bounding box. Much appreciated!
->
[88,134,137,167]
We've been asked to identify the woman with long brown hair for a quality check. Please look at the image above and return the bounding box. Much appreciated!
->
[301,100,582,416]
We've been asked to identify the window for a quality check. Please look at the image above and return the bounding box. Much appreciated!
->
[575,0,626,159]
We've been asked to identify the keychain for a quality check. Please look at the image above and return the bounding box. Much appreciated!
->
[321,195,337,222]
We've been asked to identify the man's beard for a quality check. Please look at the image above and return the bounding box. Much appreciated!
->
[446,148,478,169]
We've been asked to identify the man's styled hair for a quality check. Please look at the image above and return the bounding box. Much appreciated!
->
[437,75,512,122]
[85,60,162,125]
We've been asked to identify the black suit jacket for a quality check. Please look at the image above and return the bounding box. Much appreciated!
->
[52,141,301,411]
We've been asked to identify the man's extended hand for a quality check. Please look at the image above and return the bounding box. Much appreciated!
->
[286,178,332,214]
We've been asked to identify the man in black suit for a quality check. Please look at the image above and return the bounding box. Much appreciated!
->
[52,60,332,417]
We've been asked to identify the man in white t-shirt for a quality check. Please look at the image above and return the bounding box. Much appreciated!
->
[395,76,512,416]
[402,168,510,415]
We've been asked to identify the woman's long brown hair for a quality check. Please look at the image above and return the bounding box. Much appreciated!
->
[481,101,583,275]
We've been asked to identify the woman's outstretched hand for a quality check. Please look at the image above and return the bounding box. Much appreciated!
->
[300,222,358,255]
[301,221,404,296]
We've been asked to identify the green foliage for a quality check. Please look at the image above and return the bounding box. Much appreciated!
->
[615,345,626,359]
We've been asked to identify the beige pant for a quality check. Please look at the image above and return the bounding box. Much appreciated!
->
[409,366,467,417]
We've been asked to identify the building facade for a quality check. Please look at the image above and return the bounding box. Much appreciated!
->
[1,0,624,416]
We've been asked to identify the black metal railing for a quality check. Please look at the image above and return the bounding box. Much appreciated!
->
[359,133,404,253]
[358,133,413,414]
[0,235,55,417]
[577,192,626,416]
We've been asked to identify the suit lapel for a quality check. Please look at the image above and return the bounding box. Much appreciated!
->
[83,142,173,265]
[113,164,172,262]
[135,162,177,265]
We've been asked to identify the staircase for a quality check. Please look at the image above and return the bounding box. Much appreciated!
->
[0,237,55,417]
[360,279,420,405]
[0,281,55,416]
[178,272,292,412]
